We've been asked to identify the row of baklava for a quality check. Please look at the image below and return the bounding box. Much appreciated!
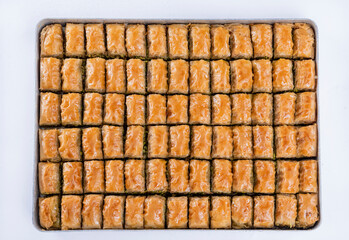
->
[40,23,314,60]
[40,57,316,93]
[39,193,318,230]
[38,159,317,195]
[39,92,316,126]
[39,124,317,161]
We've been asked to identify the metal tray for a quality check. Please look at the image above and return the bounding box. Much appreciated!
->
[33,18,320,231]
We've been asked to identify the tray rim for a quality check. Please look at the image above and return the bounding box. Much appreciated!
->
[33,18,320,232]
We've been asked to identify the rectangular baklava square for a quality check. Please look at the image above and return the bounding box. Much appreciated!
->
[212,159,233,193]
[189,94,210,124]
[83,93,103,125]
[191,125,212,159]
[102,125,123,159]
[252,59,272,92]
[212,94,232,125]
[104,94,125,125]
[231,60,253,93]
[168,159,189,193]
[189,197,209,229]
[39,129,60,162]
[126,24,146,58]
[168,24,189,59]
[168,60,189,94]
[61,195,82,230]
[147,94,166,124]
[82,194,103,229]
[253,196,275,228]
[229,24,253,59]
[39,196,60,230]
[61,93,82,126]
[294,60,316,91]
[103,196,125,229]
[211,60,230,93]
[275,194,297,228]
[147,59,168,93]
[232,160,253,193]
[251,24,273,58]
[274,92,296,125]
[106,24,126,57]
[126,94,145,125]
[189,160,210,193]
[85,24,106,56]
[231,94,252,125]
[144,196,166,229]
[299,160,318,193]
[167,95,188,124]
[297,124,317,158]
[293,23,315,59]
[62,162,83,194]
[147,25,167,58]
[252,93,273,125]
[126,59,146,93]
[41,24,63,57]
[65,23,85,57]
[125,196,145,229]
[231,196,253,229]
[277,160,300,194]
[125,126,144,158]
[275,126,297,158]
[296,193,319,228]
[272,59,293,92]
[82,127,103,160]
[105,160,124,193]
[39,92,60,126]
[295,92,316,124]
[85,58,106,93]
[106,59,126,93]
[125,159,145,193]
[273,23,293,59]
[212,126,233,159]
[169,125,190,158]
[233,126,253,159]
[38,162,60,194]
[210,196,231,229]
[84,160,105,193]
[254,160,275,193]
[58,128,81,161]
[190,60,210,93]
[190,24,211,59]
[146,159,168,192]
[211,25,230,59]
[61,58,83,92]
[167,197,188,228]
[253,126,274,159]
[148,126,168,158]
[40,57,61,91]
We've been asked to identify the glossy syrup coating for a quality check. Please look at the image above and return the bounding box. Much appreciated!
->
[39,196,60,229]
[106,24,126,56]
[40,58,61,91]
[41,24,63,57]
[65,23,85,57]
[144,196,166,228]
[103,196,125,229]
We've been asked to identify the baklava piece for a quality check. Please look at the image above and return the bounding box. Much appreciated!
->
[102,125,123,159]
[62,162,83,194]
[231,94,252,125]
[275,126,297,158]
[212,126,233,159]
[229,24,253,59]
[167,197,188,228]
[167,95,188,124]
[253,195,275,228]
[147,25,167,58]
[40,24,63,57]
[84,161,105,193]
[299,160,318,193]
[65,23,85,57]
[274,92,296,125]
[189,197,209,229]
[189,60,210,93]
[126,24,146,57]
[61,58,83,92]
[148,59,168,93]
[61,93,82,126]
[251,24,273,58]
[147,94,166,124]
[38,162,60,194]
[39,92,60,126]
[191,125,212,159]
[85,24,106,56]
[273,23,293,59]
[103,196,125,229]
[58,128,81,161]
[168,159,189,193]
[125,159,145,193]
[252,93,273,125]
[40,57,61,91]
[232,160,253,193]
[61,195,82,230]
[294,60,316,91]
[272,59,293,92]
[83,93,103,125]
[212,94,232,125]
[277,160,300,194]
[233,126,253,159]
[254,160,275,193]
[148,126,168,158]
[189,94,210,124]
[125,196,145,229]
[39,196,60,229]
[105,160,124,193]
[190,24,211,59]
[211,25,230,59]
[189,160,210,193]
[168,24,189,59]
[124,126,144,158]
[85,58,106,92]
[212,159,233,193]
[211,196,231,229]
[126,59,146,93]
[297,193,319,228]
[253,126,274,159]
[275,194,297,228]
[106,24,126,57]
[126,94,145,125]
[293,23,315,59]
[104,94,125,125]
[168,60,189,94]
[147,159,168,192]
[144,196,166,229]
[231,60,253,93]
[252,59,272,92]
[211,60,230,93]
[82,127,103,160]
[169,125,190,158]
[82,194,103,229]
[297,124,317,157]
[39,129,60,162]
[231,196,253,228]
[106,59,126,93]
[295,92,316,124]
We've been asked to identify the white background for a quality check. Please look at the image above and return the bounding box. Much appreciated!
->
[0,0,348,239]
